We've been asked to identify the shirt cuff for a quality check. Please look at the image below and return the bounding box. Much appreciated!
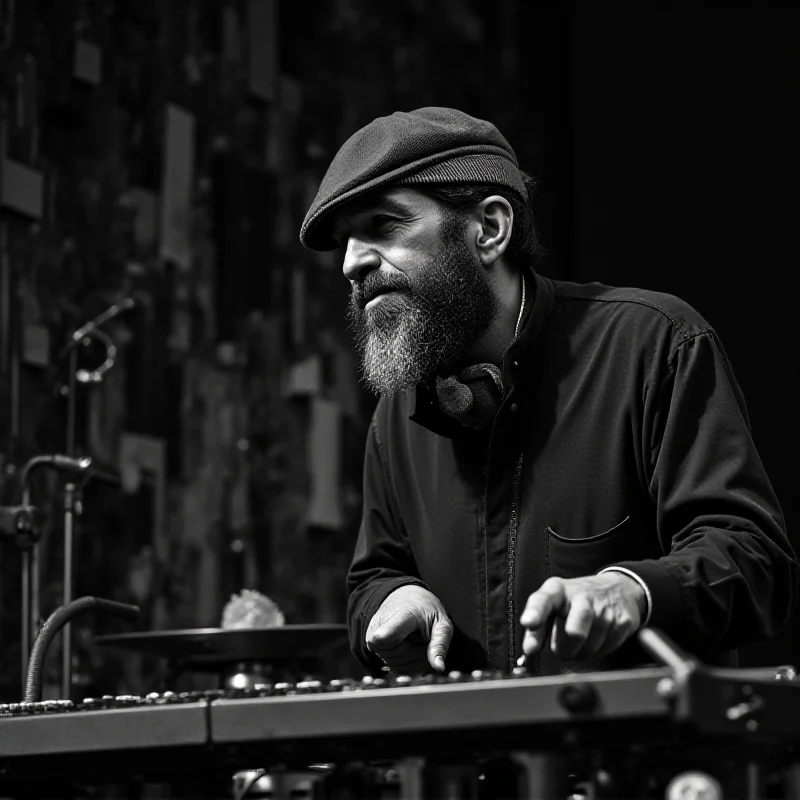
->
[598,566,653,627]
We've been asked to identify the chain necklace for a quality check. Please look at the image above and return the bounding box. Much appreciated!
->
[514,274,526,339]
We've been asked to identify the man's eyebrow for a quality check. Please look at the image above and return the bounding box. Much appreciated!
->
[331,195,414,244]
[371,196,414,216]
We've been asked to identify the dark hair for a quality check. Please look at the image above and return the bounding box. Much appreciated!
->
[418,172,543,272]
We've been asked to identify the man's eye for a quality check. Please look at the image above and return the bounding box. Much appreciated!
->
[371,215,397,232]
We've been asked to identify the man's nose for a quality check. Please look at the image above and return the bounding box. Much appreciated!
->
[342,238,380,282]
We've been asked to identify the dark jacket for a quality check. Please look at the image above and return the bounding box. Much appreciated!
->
[347,268,798,676]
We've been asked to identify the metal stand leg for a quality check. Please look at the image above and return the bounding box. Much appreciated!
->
[21,548,31,695]
[395,757,425,800]
[744,761,762,800]
[271,772,290,800]
[423,765,478,800]
[512,752,564,800]
[61,480,76,700]
[782,762,800,800]
[20,485,35,686]
[31,542,40,641]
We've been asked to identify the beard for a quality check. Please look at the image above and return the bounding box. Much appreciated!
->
[345,210,500,398]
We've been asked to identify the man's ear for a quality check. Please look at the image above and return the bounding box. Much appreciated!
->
[474,195,513,266]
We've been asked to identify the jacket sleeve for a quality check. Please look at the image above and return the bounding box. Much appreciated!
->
[611,330,798,656]
[346,413,428,672]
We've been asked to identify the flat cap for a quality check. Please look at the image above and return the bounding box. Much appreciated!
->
[300,107,527,251]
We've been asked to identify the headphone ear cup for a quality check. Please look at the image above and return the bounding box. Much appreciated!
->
[435,365,504,431]
[436,376,474,415]
[461,363,505,395]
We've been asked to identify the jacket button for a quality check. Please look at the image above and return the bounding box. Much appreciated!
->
[513,360,519,368]
[511,403,519,412]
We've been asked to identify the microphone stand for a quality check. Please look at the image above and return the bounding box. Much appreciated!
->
[56,297,134,699]
[19,454,91,698]
[63,344,79,701]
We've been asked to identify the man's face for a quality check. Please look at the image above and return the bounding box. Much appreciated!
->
[332,187,500,397]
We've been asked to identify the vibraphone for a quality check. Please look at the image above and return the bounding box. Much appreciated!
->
[2,660,800,799]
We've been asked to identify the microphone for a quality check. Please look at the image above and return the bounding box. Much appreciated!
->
[46,455,92,472]
[71,297,136,343]
[20,455,92,491]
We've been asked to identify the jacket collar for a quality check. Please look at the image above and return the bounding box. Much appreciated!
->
[409,265,556,438]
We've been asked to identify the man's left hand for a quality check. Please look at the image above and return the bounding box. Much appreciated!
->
[520,573,647,661]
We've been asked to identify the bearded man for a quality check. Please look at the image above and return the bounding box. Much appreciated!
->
[299,107,798,677]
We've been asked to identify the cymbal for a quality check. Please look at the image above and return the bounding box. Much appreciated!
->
[92,625,348,664]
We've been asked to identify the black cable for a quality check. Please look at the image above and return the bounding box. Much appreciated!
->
[25,596,139,702]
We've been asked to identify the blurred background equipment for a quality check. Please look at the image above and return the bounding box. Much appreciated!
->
[93,623,350,688]
[18,452,90,696]
[54,295,135,698]
[0,0,799,796]
[0,501,43,694]
[220,588,286,628]
[94,590,349,688]
[0,0,795,703]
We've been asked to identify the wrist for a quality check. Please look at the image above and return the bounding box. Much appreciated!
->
[624,574,648,623]
[599,567,652,626]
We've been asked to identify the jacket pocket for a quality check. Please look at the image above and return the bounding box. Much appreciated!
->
[546,516,633,579]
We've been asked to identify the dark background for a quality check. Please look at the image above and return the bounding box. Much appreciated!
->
[537,3,800,667]
[0,1,797,699]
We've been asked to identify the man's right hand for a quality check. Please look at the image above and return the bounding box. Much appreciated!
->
[365,585,453,674]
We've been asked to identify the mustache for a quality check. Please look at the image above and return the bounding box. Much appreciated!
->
[352,273,410,307]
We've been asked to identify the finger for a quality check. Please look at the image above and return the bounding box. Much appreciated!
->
[366,608,419,650]
[523,627,543,656]
[551,594,595,660]
[427,617,453,672]
[551,594,594,659]
[520,578,566,631]
[522,612,556,656]
[571,607,613,660]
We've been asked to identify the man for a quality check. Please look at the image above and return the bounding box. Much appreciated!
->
[299,107,798,677]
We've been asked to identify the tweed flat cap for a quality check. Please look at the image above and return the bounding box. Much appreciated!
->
[299,107,527,251]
